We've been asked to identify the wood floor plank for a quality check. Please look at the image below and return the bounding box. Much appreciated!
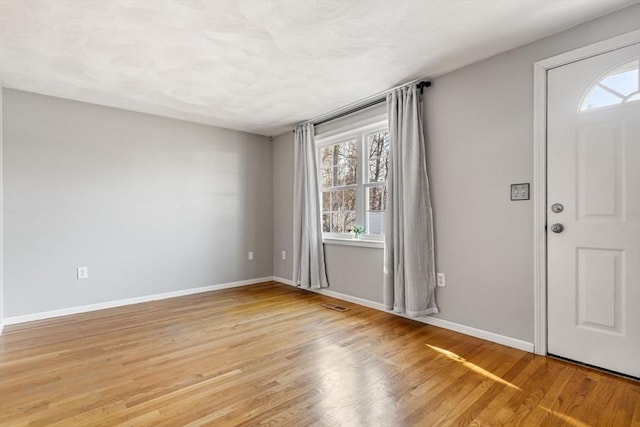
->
[1,281,638,426]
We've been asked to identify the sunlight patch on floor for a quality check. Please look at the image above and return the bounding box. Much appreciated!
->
[541,407,590,427]
[426,344,522,390]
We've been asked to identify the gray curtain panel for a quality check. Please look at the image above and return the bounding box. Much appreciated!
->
[384,85,438,316]
[293,123,329,289]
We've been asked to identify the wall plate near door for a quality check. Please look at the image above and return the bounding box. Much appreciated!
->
[511,183,530,200]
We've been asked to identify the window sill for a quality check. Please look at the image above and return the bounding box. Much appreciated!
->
[323,237,384,249]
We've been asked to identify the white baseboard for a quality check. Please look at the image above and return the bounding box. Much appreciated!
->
[274,276,386,310]
[2,277,273,326]
[273,277,534,353]
[2,275,534,353]
[417,316,534,352]
[274,277,295,286]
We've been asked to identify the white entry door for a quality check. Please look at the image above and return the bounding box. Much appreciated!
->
[547,43,640,378]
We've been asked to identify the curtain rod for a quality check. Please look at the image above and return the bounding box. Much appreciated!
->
[295,79,431,130]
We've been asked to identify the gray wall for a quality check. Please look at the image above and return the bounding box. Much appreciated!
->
[272,5,640,343]
[325,245,383,303]
[3,89,272,317]
[0,87,3,325]
[272,131,294,280]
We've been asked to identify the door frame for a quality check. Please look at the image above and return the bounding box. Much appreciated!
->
[532,30,640,355]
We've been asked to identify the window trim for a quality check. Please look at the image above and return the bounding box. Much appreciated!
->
[323,237,384,249]
[316,115,388,241]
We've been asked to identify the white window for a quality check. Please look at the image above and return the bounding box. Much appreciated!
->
[317,120,389,239]
[580,59,640,111]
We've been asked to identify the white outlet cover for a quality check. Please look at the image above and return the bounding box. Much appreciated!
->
[248,251,254,261]
[77,266,88,279]
[281,251,286,260]
[437,273,446,287]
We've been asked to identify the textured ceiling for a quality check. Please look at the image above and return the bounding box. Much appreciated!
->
[0,0,636,136]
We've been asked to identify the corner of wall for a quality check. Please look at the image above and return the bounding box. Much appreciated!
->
[272,130,295,282]
[1,86,4,332]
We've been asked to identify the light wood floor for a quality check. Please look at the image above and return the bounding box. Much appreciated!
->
[1,282,638,426]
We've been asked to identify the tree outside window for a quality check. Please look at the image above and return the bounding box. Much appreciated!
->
[317,122,389,238]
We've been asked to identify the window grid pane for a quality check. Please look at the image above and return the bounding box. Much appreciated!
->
[366,185,387,235]
[321,140,357,188]
[367,132,390,183]
[321,188,357,233]
[318,127,389,236]
[367,186,387,211]
[366,211,386,235]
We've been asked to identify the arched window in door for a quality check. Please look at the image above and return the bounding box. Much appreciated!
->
[579,59,640,111]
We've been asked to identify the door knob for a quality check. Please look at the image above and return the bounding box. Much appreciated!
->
[551,223,564,233]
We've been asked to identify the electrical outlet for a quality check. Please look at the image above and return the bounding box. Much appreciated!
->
[437,273,446,287]
[248,251,254,261]
[281,251,286,260]
[77,266,88,280]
